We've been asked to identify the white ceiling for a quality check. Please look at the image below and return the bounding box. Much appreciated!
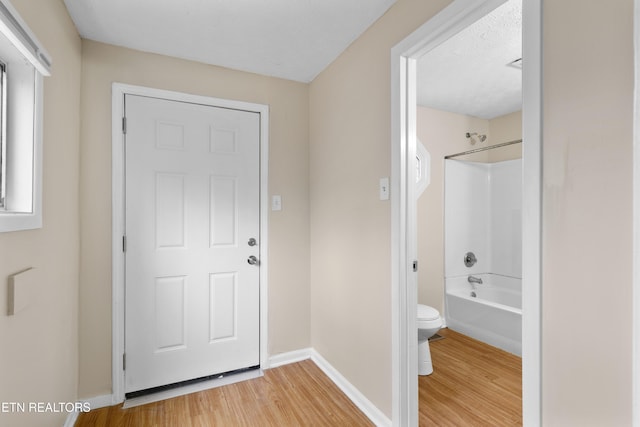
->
[417,0,522,119]
[63,0,396,83]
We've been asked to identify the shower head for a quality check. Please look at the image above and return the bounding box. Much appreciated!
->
[465,132,487,144]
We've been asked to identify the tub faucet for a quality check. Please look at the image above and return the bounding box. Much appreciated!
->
[468,275,483,285]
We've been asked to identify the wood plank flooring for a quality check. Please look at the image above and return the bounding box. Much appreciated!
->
[75,359,374,427]
[76,329,522,426]
[420,328,522,426]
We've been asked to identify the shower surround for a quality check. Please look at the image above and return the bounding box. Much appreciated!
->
[444,158,522,355]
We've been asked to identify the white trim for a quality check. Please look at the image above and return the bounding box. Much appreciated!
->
[73,371,265,413]
[0,0,51,75]
[310,350,392,427]
[111,83,269,403]
[390,39,412,427]
[267,348,312,368]
[521,0,543,425]
[259,96,270,371]
[123,369,264,409]
[0,66,44,232]
[63,411,79,427]
[390,0,542,425]
[111,85,125,402]
[64,395,114,427]
[270,349,392,425]
[83,394,118,410]
[633,1,640,426]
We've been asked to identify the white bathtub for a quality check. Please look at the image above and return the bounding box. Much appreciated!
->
[445,274,522,356]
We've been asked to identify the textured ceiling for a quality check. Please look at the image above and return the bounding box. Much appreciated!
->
[417,0,522,119]
[63,0,396,83]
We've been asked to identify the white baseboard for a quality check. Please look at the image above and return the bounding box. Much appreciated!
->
[83,393,118,409]
[309,350,392,427]
[267,348,312,368]
[269,348,390,426]
[63,411,79,427]
[63,394,115,427]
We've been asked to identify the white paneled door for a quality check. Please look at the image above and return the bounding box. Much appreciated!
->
[124,94,260,394]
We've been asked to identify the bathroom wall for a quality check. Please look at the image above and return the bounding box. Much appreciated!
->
[444,159,522,279]
[488,111,522,163]
[490,160,522,278]
[444,160,490,278]
[0,1,82,426]
[416,108,521,311]
[79,40,311,399]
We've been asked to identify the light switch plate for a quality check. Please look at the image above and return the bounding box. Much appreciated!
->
[379,177,390,201]
[272,195,282,211]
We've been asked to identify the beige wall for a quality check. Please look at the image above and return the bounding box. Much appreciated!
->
[542,1,633,424]
[309,0,452,417]
[488,111,522,162]
[0,1,82,426]
[78,41,311,398]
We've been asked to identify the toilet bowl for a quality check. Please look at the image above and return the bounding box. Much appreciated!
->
[417,304,442,376]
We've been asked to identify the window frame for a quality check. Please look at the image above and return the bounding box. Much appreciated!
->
[0,60,6,209]
[0,0,51,233]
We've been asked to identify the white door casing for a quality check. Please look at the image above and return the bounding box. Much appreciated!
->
[112,84,269,403]
[390,0,541,425]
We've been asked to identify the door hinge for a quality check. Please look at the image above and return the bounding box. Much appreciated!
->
[122,235,127,253]
[412,260,418,272]
[122,117,127,134]
[123,353,126,370]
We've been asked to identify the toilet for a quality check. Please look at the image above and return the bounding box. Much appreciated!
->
[417,304,443,376]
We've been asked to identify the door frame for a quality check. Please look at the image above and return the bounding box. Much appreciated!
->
[111,83,270,403]
[634,2,640,426]
[390,0,542,425]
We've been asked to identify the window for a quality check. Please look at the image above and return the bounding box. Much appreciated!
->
[416,139,430,197]
[0,61,5,208]
[0,0,51,232]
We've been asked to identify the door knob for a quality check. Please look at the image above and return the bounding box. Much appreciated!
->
[247,255,259,265]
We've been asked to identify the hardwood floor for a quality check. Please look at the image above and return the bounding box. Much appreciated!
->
[420,328,522,426]
[76,329,521,426]
[75,359,374,427]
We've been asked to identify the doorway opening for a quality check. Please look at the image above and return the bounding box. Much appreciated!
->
[391,0,541,425]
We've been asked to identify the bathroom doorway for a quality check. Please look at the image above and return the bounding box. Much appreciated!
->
[415,0,522,335]
[390,0,541,425]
